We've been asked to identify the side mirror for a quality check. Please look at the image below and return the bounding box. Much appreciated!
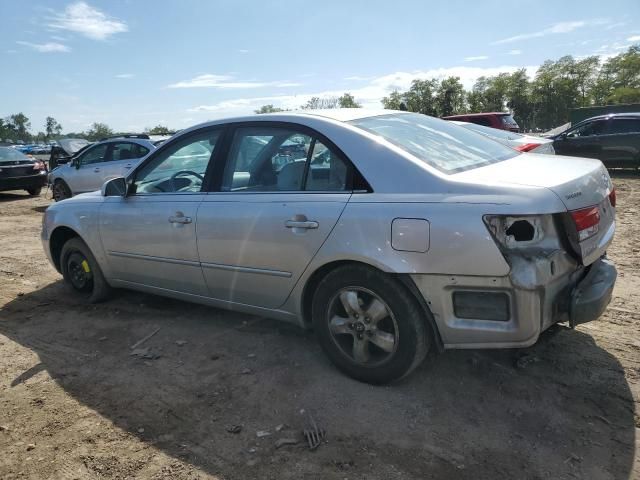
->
[102,177,128,197]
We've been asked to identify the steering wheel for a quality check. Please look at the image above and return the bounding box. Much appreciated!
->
[171,170,204,181]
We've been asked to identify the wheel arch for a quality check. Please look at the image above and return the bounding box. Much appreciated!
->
[300,259,444,352]
[49,225,82,273]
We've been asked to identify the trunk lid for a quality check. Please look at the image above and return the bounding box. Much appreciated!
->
[454,153,615,265]
[0,159,37,178]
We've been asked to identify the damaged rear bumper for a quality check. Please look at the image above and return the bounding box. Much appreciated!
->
[569,258,616,327]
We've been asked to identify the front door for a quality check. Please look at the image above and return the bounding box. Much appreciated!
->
[196,124,352,309]
[68,143,110,194]
[99,127,222,296]
[554,119,606,159]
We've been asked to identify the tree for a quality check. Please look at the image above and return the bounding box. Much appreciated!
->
[301,96,339,109]
[45,116,63,140]
[338,93,361,108]
[435,77,466,116]
[5,113,31,141]
[254,104,286,114]
[86,122,113,141]
[145,124,173,135]
[381,90,404,109]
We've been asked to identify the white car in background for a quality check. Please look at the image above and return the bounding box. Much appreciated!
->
[452,121,555,154]
[48,135,162,201]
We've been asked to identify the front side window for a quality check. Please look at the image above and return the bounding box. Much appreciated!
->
[607,118,640,135]
[221,126,351,192]
[567,120,605,138]
[350,113,518,174]
[79,144,108,166]
[134,129,220,194]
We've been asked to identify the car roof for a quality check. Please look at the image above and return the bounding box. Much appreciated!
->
[442,112,511,118]
[582,112,640,122]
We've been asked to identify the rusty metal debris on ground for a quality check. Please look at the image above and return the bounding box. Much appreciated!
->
[303,415,326,450]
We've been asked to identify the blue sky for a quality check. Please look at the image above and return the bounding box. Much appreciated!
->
[2,0,639,133]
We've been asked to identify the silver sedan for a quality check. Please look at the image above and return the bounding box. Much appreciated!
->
[42,110,617,383]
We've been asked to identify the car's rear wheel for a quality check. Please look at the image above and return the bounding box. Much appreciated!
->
[26,187,42,196]
[312,264,430,384]
[53,180,71,201]
[60,237,111,303]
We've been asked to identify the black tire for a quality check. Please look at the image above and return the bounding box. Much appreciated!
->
[53,180,71,201]
[312,264,430,384]
[26,187,42,196]
[60,237,112,303]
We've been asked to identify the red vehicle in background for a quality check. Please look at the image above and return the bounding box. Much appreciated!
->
[442,112,520,132]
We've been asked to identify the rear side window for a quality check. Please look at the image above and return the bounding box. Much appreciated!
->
[469,117,492,127]
[500,115,519,127]
[350,113,519,174]
[111,142,149,161]
[221,126,350,192]
[567,120,606,138]
[607,119,640,135]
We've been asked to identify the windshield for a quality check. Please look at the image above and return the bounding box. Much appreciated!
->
[458,122,524,140]
[0,147,29,162]
[350,113,519,174]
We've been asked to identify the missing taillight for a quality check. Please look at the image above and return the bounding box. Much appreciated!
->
[505,220,535,242]
[609,188,616,208]
[570,206,600,242]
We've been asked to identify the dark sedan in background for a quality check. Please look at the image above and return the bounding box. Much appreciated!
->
[552,113,640,168]
[0,146,48,196]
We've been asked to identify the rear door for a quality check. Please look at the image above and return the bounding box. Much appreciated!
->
[196,123,352,309]
[68,143,110,194]
[599,117,640,168]
[108,141,150,177]
[553,119,606,159]
[99,128,222,296]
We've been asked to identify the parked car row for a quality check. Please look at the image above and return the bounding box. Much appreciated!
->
[42,109,617,384]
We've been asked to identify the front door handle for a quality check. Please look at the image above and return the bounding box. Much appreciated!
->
[169,212,192,224]
[94,167,101,172]
[285,220,318,229]
[124,164,132,169]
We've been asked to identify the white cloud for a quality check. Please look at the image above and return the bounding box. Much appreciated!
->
[628,35,640,42]
[16,41,70,53]
[167,74,302,89]
[238,49,250,54]
[492,19,608,45]
[187,64,540,117]
[344,75,374,81]
[48,1,128,40]
[115,73,135,79]
[464,55,489,62]
[508,49,522,55]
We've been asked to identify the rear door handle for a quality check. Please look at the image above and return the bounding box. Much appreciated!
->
[94,167,101,172]
[169,212,192,224]
[124,164,132,169]
[285,220,318,229]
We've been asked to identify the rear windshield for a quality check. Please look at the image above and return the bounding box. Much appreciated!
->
[349,113,519,174]
[500,115,519,127]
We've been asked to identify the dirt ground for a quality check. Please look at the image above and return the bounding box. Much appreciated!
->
[0,174,639,480]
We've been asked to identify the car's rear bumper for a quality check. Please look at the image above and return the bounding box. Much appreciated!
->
[410,253,616,349]
[0,172,47,192]
[570,258,616,327]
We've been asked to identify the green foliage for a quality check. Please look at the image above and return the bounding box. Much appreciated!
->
[301,96,339,109]
[145,124,173,135]
[338,93,361,108]
[45,116,63,140]
[85,122,114,141]
[381,46,640,131]
[255,104,286,114]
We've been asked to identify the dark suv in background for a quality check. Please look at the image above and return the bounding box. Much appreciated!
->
[552,113,640,168]
[442,112,520,132]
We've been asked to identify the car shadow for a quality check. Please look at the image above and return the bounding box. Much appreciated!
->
[0,191,34,202]
[0,282,635,479]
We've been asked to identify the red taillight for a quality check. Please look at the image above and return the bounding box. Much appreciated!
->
[571,206,600,241]
[609,188,616,208]
[32,161,45,171]
[515,143,541,152]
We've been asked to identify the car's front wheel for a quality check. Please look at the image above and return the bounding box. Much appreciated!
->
[312,264,430,384]
[60,237,112,303]
[52,180,71,201]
